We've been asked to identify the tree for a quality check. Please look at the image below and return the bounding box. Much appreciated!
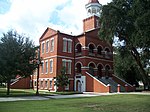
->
[0,30,37,95]
[114,47,141,86]
[55,67,69,91]
[99,0,150,89]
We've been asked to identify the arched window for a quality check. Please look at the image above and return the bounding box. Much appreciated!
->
[76,63,82,73]
[76,44,82,53]
[88,62,96,76]
[97,64,103,78]
[88,9,91,14]
[105,65,110,78]
[89,44,95,53]
[92,8,96,14]
[104,47,111,58]
[97,46,103,55]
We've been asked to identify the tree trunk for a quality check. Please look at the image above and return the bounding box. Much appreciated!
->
[131,47,150,90]
[36,64,39,96]
[7,79,11,95]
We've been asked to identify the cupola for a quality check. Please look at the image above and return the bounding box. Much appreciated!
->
[85,0,102,17]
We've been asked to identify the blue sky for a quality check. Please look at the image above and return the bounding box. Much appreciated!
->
[0,0,112,45]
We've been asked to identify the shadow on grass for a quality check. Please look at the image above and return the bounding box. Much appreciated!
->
[0,88,82,97]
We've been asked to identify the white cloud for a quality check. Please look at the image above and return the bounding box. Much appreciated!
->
[0,0,112,45]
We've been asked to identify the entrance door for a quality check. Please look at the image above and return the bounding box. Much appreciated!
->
[76,80,81,92]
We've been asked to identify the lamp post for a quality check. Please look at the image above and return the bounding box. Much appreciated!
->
[36,48,41,96]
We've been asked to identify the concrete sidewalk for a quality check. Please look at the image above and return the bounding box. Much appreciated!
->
[0,96,50,102]
[0,92,149,102]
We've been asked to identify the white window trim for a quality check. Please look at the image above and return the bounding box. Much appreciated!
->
[50,59,53,73]
[50,38,54,52]
[62,59,72,74]
[41,61,44,74]
[49,80,53,89]
[68,40,72,53]
[46,40,49,53]
[63,38,67,52]
[45,60,48,74]
[45,80,48,89]
[41,41,45,54]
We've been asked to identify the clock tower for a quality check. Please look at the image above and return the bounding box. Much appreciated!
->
[83,0,102,32]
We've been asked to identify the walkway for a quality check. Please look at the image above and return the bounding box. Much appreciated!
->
[0,92,149,102]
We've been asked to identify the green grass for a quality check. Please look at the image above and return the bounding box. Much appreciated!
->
[0,94,150,112]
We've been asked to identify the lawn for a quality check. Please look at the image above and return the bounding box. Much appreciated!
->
[0,88,81,97]
[0,94,150,112]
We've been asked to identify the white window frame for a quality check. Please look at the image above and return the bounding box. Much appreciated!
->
[50,59,53,73]
[50,80,52,89]
[63,38,67,52]
[46,40,49,53]
[40,81,43,88]
[67,60,72,74]
[45,80,48,89]
[50,38,54,52]
[62,59,72,74]
[41,42,45,54]
[68,39,72,53]
[45,60,48,74]
[41,61,44,74]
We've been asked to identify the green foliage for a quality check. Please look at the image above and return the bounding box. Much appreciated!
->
[99,0,150,89]
[0,30,37,94]
[55,67,69,91]
[114,47,141,86]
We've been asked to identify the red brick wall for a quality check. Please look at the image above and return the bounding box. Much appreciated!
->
[84,72,109,93]
[10,77,31,89]
[83,16,100,32]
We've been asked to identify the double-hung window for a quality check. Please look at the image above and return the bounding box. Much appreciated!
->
[62,59,72,74]
[68,40,72,53]
[46,40,49,53]
[63,38,67,52]
[50,81,52,89]
[50,38,54,52]
[42,42,45,54]
[41,61,44,74]
[67,61,71,74]
[45,60,48,74]
[50,59,53,73]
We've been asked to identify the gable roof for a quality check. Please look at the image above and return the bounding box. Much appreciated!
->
[40,27,58,41]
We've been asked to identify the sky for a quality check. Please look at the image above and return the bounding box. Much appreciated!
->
[0,0,112,45]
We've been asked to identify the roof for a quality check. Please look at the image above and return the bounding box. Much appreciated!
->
[88,0,100,4]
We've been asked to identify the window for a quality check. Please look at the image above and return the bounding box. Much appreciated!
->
[42,42,45,54]
[45,81,48,88]
[45,61,48,74]
[50,59,53,73]
[63,38,67,52]
[62,59,66,68]
[34,81,37,87]
[67,61,71,74]
[50,81,52,89]
[50,38,54,52]
[65,83,69,90]
[68,40,72,53]
[40,81,43,88]
[46,40,49,53]
[62,59,72,74]
[41,61,44,73]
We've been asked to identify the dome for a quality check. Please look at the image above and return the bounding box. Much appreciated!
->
[88,0,100,4]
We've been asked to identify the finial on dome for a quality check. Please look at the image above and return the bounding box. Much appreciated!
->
[88,0,100,4]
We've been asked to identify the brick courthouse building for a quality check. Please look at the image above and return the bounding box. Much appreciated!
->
[11,0,135,92]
